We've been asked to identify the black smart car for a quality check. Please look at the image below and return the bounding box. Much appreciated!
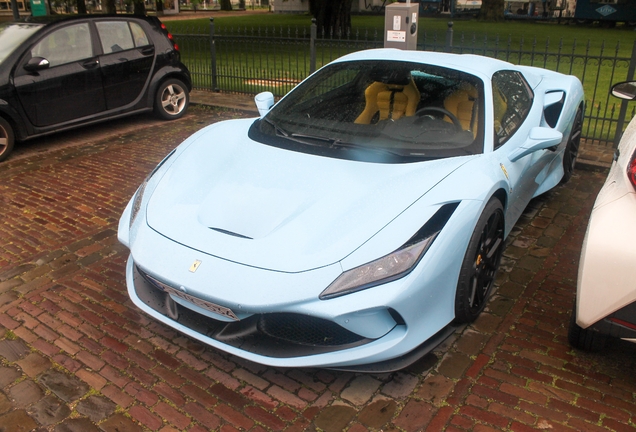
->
[0,15,192,162]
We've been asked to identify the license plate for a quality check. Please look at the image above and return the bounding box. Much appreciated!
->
[145,274,238,321]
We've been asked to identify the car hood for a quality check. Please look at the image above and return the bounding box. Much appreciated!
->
[146,120,471,273]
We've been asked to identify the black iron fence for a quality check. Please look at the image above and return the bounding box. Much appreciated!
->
[174,19,636,147]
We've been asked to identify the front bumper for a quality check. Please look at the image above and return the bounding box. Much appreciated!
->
[119,179,485,369]
[122,217,472,370]
[127,255,461,371]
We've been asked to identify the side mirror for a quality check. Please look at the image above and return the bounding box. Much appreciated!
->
[254,91,275,117]
[508,127,563,162]
[23,56,50,72]
[611,81,636,101]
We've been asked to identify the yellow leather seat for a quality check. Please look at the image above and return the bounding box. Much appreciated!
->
[444,83,479,137]
[355,72,420,124]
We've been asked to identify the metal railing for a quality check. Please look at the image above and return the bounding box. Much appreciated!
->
[174,19,636,147]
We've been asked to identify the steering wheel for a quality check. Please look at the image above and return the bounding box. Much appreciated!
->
[416,107,463,131]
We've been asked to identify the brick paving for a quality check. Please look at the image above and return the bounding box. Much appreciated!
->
[1,104,636,431]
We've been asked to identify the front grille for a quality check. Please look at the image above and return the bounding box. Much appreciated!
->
[258,313,365,346]
[133,265,372,358]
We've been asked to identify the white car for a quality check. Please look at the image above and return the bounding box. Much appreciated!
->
[569,81,636,350]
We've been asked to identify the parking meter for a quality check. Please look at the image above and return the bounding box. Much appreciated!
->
[384,1,419,50]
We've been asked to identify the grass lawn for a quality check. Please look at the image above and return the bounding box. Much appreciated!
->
[166,12,636,55]
[169,12,636,140]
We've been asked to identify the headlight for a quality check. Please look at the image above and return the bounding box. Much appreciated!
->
[319,202,459,300]
[129,149,176,227]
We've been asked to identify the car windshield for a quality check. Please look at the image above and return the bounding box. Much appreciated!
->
[249,60,484,163]
[0,23,42,65]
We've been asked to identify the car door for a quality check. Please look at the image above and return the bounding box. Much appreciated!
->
[13,22,106,127]
[95,20,154,110]
[492,70,553,224]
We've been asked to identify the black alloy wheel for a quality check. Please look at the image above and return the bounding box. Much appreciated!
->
[455,198,505,323]
[561,105,583,184]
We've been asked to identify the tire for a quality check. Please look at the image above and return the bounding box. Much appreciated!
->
[0,117,15,163]
[561,105,583,184]
[154,78,189,120]
[454,198,505,324]
[568,303,607,351]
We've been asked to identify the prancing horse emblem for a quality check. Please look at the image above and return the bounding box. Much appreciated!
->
[189,260,202,273]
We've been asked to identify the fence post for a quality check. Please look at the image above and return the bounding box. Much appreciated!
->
[310,18,317,74]
[209,17,219,92]
[445,22,454,53]
[613,39,636,148]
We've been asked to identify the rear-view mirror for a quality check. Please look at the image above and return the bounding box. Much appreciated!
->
[508,127,563,162]
[254,92,275,117]
[23,57,50,72]
[611,81,636,101]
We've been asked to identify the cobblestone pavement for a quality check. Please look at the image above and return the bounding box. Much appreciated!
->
[1,105,636,432]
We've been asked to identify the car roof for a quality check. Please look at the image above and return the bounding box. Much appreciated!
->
[333,48,538,84]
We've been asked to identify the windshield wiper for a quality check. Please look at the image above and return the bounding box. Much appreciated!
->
[262,117,291,137]
[261,119,323,147]
[290,133,400,156]
[328,140,402,157]
[265,124,403,157]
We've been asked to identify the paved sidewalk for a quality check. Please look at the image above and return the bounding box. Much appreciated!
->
[1,105,635,432]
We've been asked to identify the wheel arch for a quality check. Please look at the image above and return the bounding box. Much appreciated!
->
[0,102,28,141]
[146,67,192,108]
[491,187,508,211]
[490,187,510,233]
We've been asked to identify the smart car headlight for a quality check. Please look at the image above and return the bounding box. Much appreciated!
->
[130,149,176,227]
[320,203,459,300]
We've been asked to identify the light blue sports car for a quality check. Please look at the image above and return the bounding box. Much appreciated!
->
[118,49,584,372]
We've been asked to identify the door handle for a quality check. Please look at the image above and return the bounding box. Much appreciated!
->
[141,47,155,56]
[81,58,99,69]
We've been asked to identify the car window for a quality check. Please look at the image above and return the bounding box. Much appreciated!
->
[491,70,533,149]
[250,60,485,164]
[31,23,92,68]
[0,23,43,65]
[294,69,359,104]
[96,21,135,54]
[130,22,150,47]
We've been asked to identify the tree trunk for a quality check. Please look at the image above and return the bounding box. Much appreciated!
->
[310,0,353,37]
[220,0,232,10]
[133,0,146,15]
[478,0,505,20]
[77,0,87,14]
[104,0,117,13]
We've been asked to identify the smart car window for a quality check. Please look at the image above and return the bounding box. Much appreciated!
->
[250,60,484,163]
[492,70,533,148]
[130,22,150,47]
[96,21,134,54]
[0,23,42,65]
[31,24,92,68]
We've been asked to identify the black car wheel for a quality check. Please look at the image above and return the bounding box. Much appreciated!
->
[561,105,583,184]
[455,198,505,323]
[0,117,15,163]
[568,303,607,351]
[154,79,189,120]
